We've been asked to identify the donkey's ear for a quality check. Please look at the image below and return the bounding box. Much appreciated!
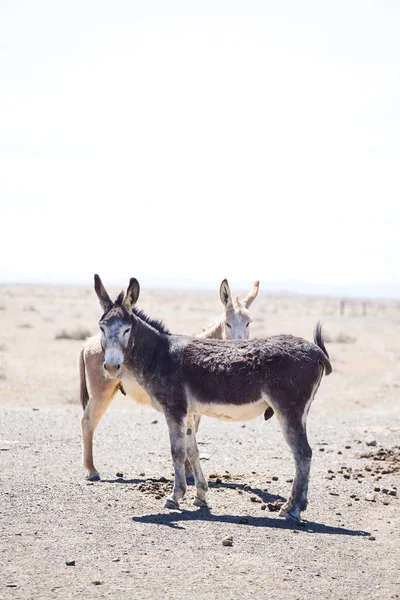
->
[123,278,140,311]
[94,274,113,312]
[242,280,259,309]
[219,279,233,309]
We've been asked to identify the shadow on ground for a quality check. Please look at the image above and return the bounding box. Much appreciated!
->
[131,506,370,536]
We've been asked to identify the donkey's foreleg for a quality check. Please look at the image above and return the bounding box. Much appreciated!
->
[81,384,118,480]
[164,413,188,510]
[185,415,208,507]
[277,413,312,523]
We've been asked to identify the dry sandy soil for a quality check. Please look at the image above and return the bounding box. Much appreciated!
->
[0,284,399,599]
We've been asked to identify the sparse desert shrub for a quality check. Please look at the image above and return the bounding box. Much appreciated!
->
[55,327,92,341]
[324,331,356,344]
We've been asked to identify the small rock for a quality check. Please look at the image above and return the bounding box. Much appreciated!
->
[345,445,351,449]
[267,501,283,512]
[239,518,249,524]
[319,448,325,452]
[365,493,376,502]
[337,451,342,455]
[374,486,381,492]
[250,496,262,503]
[215,478,222,484]
[388,489,397,497]
[92,580,103,585]
[112,558,120,562]
[243,484,252,492]
[159,476,168,483]
[66,559,75,566]
[347,502,352,506]
[343,474,350,480]
[286,478,293,483]
[260,503,266,510]
[272,476,279,481]
[383,500,389,506]
[116,472,124,478]
[151,419,158,424]
[365,437,377,447]
[368,536,376,541]
[222,536,233,547]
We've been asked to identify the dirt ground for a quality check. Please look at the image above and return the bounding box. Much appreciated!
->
[1,284,399,599]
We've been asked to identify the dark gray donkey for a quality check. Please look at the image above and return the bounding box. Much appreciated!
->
[94,275,332,522]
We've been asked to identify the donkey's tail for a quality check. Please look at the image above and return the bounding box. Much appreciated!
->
[313,321,332,376]
[79,348,90,410]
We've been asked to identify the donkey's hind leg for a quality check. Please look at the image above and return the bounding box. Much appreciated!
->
[185,415,208,507]
[164,413,188,510]
[81,380,118,480]
[274,404,313,523]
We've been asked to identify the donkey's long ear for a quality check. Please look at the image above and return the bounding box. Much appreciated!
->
[94,274,113,312]
[219,279,233,309]
[123,278,140,311]
[242,280,259,309]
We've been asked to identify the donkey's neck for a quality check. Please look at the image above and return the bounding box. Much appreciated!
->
[197,320,224,340]
[127,316,167,376]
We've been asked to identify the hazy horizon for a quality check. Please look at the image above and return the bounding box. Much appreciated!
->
[2,276,400,300]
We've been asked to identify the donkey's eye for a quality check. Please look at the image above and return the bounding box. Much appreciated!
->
[226,323,231,329]
[124,328,131,336]
[100,326,105,334]
[246,322,250,328]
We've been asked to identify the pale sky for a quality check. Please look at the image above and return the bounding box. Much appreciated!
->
[1,1,400,295]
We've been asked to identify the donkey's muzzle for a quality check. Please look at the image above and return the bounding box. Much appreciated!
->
[103,361,122,379]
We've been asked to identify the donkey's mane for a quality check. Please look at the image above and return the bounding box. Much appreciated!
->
[131,306,170,335]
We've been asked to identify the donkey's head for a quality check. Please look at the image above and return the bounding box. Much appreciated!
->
[94,274,140,379]
[219,279,259,340]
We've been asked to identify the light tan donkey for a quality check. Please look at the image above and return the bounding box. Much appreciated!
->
[80,279,260,480]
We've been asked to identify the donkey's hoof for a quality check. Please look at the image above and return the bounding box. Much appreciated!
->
[193,496,209,508]
[163,497,180,510]
[278,504,290,518]
[282,510,301,524]
[87,473,100,481]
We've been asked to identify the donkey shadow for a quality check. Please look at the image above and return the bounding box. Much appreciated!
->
[100,477,370,537]
[131,508,370,537]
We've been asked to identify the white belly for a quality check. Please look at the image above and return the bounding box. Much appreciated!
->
[189,397,269,422]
